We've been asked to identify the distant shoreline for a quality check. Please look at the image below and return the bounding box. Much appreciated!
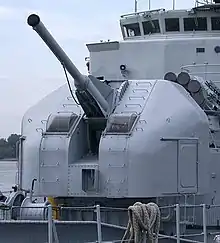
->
[0,158,17,161]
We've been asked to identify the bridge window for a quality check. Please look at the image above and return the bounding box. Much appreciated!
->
[143,19,160,35]
[184,17,207,31]
[124,23,141,37]
[165,18,180,32]
[211,17,220,30]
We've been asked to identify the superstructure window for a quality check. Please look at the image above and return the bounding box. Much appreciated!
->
[124,23,141,37]
[196,47,205,53]
[184,17,207,31]
[143,19,160,35]
[211,17,220,30]
[165,18,180,32]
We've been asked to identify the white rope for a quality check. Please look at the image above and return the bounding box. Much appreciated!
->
[121,202,161,243]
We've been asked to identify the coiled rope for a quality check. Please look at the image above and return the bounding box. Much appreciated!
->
[121,202,161,243]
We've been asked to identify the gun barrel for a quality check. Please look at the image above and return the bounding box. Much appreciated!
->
[27,14,109,112]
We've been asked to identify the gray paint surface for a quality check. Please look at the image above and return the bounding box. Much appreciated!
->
[3,2,220,243]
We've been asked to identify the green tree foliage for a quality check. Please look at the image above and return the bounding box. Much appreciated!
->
[0,134,21,159]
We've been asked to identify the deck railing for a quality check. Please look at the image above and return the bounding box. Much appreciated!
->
[181,63,220,85]
[195,0,214,7]
[0,203,220,243]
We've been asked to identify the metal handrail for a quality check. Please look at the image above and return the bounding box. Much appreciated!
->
[2,203,220,243]
[121,8,165,18]
[182,63,220,69]
[181,63,220,82]
[195,0,213,6]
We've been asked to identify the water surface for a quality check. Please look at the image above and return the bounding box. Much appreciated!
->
[0,160,17,193]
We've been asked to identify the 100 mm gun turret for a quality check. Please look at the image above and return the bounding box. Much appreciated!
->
[24,13,210,203]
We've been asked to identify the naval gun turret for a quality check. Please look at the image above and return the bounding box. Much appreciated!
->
[27,14,114,118]
[19,14,210,212]
[4,4,220,243]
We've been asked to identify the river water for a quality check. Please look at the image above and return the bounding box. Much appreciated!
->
[0,160,17,194]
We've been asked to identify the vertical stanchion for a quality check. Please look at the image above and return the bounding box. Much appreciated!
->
[52,220,59,243]
[173,0,175,10]
[176,204,180,243]
[134,0,138,12]
[142,232,146,243]
[203,204,207,243]
[48,205,53,243]
[96,205,102,243]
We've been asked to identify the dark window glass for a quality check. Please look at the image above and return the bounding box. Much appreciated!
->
[124,23,141,37]
[143,19,160,35]
[106,113,137,134]
[165,18,180,32]
[184,17,207,31]
[46,113,78,133]
[211,17,220,30]
[196,47,205,53]
[82,169,98,192]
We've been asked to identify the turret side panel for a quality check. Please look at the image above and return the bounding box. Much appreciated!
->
[128,80,209,197]
[99,80,156,198]
[99,80,210,198]
[20,84,83,194]
[39,135,68,196]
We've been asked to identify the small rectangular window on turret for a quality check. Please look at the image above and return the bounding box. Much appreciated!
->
[165,18,180,32]
[211,17,220,30]
[184,17,207,31]
[105,113,138,134]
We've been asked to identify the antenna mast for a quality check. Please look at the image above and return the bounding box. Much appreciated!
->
[173,0,175,9]
[135,0,138,12]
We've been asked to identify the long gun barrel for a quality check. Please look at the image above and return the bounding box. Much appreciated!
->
[27,14,109,113]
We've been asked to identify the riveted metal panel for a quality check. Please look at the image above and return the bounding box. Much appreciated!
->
[68,163,99,196]
[39,135,68,196]
[178,140,198,193]
[114,80,155,115]
[102,136,129,197]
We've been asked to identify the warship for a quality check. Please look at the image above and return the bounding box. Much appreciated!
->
[1,0,220,242]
